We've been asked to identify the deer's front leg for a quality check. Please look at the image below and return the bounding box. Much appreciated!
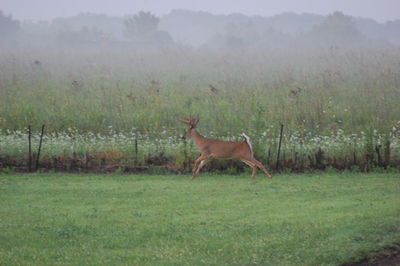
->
[192,155,208,179]
[194,159,207,176]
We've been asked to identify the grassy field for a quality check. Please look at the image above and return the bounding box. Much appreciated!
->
[1,173,399,265]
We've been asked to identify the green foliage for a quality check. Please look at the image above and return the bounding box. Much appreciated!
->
[350,165,361,173]
[364,128,375,172]
[325,165,339,174]
[310,11,365,45]
[0,173,399,265]
[114,166,126,174]
[1,48,400,171]
[0,166,15,174]
[125,11,159,36]
[175,151,187,171]
[1,48,399,134]
[383,132,391,167]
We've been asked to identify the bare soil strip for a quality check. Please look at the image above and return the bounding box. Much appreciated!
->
[343,244,400,266]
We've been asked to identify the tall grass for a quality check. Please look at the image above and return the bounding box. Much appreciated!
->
[1,47,399,134]
[0,47,399,171]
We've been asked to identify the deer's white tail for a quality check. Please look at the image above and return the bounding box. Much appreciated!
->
[241,133,253,156]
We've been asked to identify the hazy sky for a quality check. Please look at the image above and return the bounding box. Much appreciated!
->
[1,0,399,22]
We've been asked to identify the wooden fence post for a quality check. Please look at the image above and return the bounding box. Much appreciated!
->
[183,136,188,172]
[276,124,284,171]
[28,125,32,172]
[134,134,138,167]
[35,125,45,171]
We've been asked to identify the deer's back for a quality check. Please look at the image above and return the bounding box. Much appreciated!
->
[200,140,251,158]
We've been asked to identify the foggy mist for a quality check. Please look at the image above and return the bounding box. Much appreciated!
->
[2,0,400,22]
[0,0,400,134]
[1,1,400,49]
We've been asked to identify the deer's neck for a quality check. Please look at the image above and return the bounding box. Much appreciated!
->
[191,129,206,147]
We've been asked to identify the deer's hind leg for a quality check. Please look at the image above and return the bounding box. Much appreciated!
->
[241,159,258,179]
[250,158,272,179]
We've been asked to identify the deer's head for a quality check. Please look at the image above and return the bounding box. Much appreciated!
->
[179,115,199,139]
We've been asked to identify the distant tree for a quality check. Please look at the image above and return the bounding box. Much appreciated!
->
[258,28,293,49]
[124,11,160,39]
[224,21,259,48]
[224,35,244,49]
[51,13,122,39]
[123,11,173,47]
[309,11,365,45]
[55,26,110,46]
[0,10,20,45]
[384,20,400,45]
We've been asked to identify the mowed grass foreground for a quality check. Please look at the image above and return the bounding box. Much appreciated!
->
[0,173,399,265]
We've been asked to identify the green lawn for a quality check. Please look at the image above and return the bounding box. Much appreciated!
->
[0,173,399,265]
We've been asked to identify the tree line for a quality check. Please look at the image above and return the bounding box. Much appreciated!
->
[1,9,399,49]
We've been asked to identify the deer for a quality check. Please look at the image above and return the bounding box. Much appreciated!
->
[179,115,272,179]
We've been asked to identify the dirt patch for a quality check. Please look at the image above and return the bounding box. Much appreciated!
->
[343,244,400,266]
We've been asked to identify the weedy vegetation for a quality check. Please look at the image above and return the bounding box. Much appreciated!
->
[0,47,399,172]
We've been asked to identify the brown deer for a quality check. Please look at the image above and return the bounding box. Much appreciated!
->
[179,115,272,179]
